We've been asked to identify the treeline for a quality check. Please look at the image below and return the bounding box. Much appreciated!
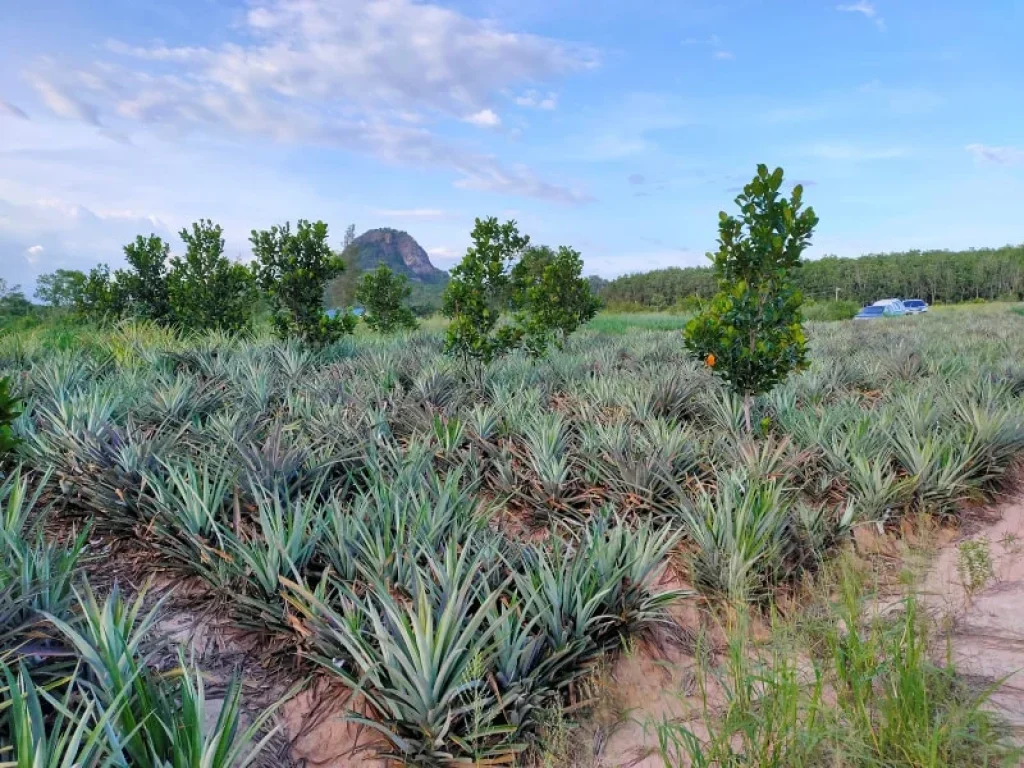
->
[600,244,1024,309]
[16,215,598,355]
[25,219,386,344]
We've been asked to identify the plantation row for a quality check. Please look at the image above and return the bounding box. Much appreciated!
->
[3,309,1024,763]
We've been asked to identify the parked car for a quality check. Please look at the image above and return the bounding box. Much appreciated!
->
[854,305,897,320]
[902,299,929,314]
[871,298,907,315]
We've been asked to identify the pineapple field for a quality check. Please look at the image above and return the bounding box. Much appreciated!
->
[3,307,1024,766]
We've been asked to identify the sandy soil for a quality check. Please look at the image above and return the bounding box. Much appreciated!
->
[154,498,1024,766]
[919,497,1024,735]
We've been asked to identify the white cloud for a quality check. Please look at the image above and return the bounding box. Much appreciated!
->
[29,77,100,125]
[426,245,460,265]
[713,51,734,60]
[0,100,29,120]
[24,244,44,264]
[515,90,558,110]
[374,208,449,219]
[22,0,597,203]
[966,144,1024,166]
[463,109,501,127]
[837,2,886,30]
[806,142,908,161]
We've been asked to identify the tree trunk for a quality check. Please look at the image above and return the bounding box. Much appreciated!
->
[743,393,753,434]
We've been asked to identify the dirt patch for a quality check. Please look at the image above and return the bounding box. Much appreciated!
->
[919,497,1024,735]
[280,681,388,767]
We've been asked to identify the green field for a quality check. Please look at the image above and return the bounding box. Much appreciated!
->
[3,307,1024,766]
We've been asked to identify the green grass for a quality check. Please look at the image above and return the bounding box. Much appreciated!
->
[653,559,1022,768]
[585,312,692,334]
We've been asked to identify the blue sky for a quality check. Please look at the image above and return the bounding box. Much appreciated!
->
[1,0,1022,291]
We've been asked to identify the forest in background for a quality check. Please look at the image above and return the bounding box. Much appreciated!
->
[597,244,1024,310]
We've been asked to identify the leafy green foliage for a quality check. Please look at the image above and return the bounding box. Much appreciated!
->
[118,234,172,321]
[443,217,530,365]
[168,220,256,332]
[601,245,1024,308]
[513,246,600,356]
[443,218,598,364]
[356,264,419,334]
[0,376,22,460]
[251,219,354,344]
[0,281,32,320]
[655,568,1020,768]
[33,269,88,309]
[76,263,126,320]
[685,165,817,427]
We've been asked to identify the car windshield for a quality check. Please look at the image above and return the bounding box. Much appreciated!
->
[859,306,884,316]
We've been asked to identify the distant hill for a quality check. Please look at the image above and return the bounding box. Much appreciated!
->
[328,228,448,312]
[345,228,448,285]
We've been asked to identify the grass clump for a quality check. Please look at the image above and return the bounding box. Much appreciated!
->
[654,564,1021,768]
[957,538,994,597]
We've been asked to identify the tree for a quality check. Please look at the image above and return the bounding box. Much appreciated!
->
[684,165,818,431]
[119,234,171,321]
[356,264,418,334]
[442,217,530,367]
[512,245,600,356]
[250,219,354,344]
[35,269,87,308]
[168,220,256,332]
[343,223,357,249]
[76,264,126,320]
[0,279,32,318]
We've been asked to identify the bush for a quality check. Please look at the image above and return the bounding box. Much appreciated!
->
[0,376,22,460]
[356,264,419,334]
[168,220,257,332]
[685,165,818,430]
[251,219,354,344]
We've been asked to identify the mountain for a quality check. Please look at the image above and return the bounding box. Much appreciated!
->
[327,228,448,312]
[345,228,448,285]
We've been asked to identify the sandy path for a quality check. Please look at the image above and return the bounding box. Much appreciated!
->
[920,497,1024,736]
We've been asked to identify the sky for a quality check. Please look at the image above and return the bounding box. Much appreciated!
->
[1,0,1022,292]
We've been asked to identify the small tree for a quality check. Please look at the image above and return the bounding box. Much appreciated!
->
[0,281,32,318]
[35,269,87,309]
[684,165,818,431]
[76,264,126,320]
[119,234,171,321]
[512,245,600,356]
[250,219,354,344]
[442,217,530,367]
[168,220,256,332]
[356,264,418,334]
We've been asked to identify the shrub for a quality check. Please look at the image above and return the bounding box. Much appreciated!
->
[442,218,599,365]
[356,264,419,334]
[513,245,600,356]
[119,234,172,321]
[443,217,531,367]
[685,165,818,430]
[0,375,22,460]
[251,219,354,344]
[168,220,256,332]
